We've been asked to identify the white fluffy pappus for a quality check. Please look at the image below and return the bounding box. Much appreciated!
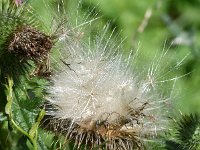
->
[44,25,174,149]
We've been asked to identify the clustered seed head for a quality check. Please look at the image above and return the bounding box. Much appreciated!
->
[44,35,170,149]
[8,26,53,63]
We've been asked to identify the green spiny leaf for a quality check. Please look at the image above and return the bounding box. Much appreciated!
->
[176,114,200,150]
[166,114,200,150]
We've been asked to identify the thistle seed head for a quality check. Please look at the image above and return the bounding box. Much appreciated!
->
[44,33,171,149]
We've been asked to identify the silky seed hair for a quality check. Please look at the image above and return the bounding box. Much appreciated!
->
[41,22,178,150]
[36,0,185,149]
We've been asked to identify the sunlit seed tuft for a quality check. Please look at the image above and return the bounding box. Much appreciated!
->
[44,27,172,149]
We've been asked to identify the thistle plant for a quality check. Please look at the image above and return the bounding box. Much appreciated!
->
[0,0,52,149]
[0,0,52,99]
[0,0,196,150]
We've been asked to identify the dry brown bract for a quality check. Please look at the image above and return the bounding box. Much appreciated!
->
[44,118,143,150]
[8,25,52,62]
[8,26,53,76]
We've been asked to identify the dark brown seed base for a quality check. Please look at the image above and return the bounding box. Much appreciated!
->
[42,117,143,150]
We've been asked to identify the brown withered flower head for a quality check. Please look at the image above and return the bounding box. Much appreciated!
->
[8,26,53,64]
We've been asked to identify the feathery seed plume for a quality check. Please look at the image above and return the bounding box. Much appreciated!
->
[44,25,172,149]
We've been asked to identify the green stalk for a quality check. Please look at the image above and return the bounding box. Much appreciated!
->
[5,76,45,150]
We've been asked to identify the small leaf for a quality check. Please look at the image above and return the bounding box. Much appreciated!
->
[29,109,45,139]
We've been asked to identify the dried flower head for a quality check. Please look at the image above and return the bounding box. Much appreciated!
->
[8,25,53,63]
[7,25,53,76]
[44,29,172,149]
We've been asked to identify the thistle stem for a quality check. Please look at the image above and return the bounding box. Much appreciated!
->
[5,76,38,150]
